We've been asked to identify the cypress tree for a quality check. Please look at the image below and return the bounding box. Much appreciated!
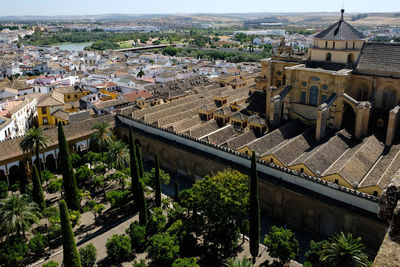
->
[135,144,144,179]
[128,127,140,204]
[32,164,46,210]
[35,138,41,173]
[174,181,180,203]
[138,180,147,226]
[58,122,80,211]
[18,160,27,194]
[249,151,260,264]
[59,200,81,267]
[154,154,161,207]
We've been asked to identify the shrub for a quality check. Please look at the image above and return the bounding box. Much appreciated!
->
[46,178,63,194]
[93,164,106,175]
[93,175,106,195]
[106,190,130,208]
[48,224,62,240]
[166,220,185,243]
[29,233,48,255]
[146,233,179,265]
[167,202,187,224]
[108,171,128,188]
[68,209,81,226]
[126,221,146,252]
[132,259,146,267]
[71,153,82,168]
[146,207,166,236]
[83,151,102,165]
[75,165,94,184]
[0,237,28,266]
[25,183,33,197]
[172,257,200,267]
[10,181,20,193]
[92,203,105,225]
[106,234,132,263]
[43,206,60,224]
[42,260,59,267]
[0,181,8,198]
[142,168,170,187]
[305,240,328,267]
[263,226,299,265]
[79,243,97,267]
[41,170,56,184]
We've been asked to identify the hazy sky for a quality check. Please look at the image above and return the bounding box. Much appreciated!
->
[1,0,400,16]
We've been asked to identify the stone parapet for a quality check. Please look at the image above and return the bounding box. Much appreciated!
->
[117,114,380,212]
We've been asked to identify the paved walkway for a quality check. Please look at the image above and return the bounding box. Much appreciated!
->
[30,210,139,267]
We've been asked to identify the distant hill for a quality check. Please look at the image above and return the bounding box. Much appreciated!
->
[0,12,399,26]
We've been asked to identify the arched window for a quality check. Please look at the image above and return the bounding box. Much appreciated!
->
[309,86,319,106]
[382,89,397,110]
[348,53,355,63]
[326,52,331,62]
[357,88,368,101]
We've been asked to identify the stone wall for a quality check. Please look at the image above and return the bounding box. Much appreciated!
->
[115,117,387,253]
[373,173,400,265]
[117,114,380,214]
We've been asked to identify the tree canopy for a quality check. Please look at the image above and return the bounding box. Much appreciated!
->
[180,169,249,258]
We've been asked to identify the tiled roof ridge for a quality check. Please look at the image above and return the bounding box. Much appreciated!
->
[117,114,379,203]
[291,129,346,167]
[268,127,314,161]
[314,18,365,40]
[337,134,384,186]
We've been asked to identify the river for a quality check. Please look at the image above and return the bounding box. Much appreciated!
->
[53,42,93,52]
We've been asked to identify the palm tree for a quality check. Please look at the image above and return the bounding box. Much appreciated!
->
[90,122,112,157]
[108,140,129,170]
[226,258,255,267]
[0,194,40,238]
[321,232,369,267]
[19,127,49,172]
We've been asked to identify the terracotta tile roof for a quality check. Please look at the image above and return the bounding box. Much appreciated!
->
[169,116,204,133]
[37,91,65,107]
[122,90,153,102]
[271,127,317,165]
[325,134,385,187]
[222,130,258,150]
[290,129,355,176]
[0,114,115,162]
[94,98,129,110]
[356,42,400,76]
[359,145,400,189]
[214,106,232,117]
[242,120,306,156]
[201,125,238,145]
[314,14,365,40]
[51,110,69,121]
[185,120,220,139]
[246,91,266,114]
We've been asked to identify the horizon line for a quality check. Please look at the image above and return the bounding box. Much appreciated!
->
[1,10,399,18]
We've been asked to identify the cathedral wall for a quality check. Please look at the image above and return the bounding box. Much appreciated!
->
[310,49,361,64]
[115,124,386,253]
[288,68,337,106]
